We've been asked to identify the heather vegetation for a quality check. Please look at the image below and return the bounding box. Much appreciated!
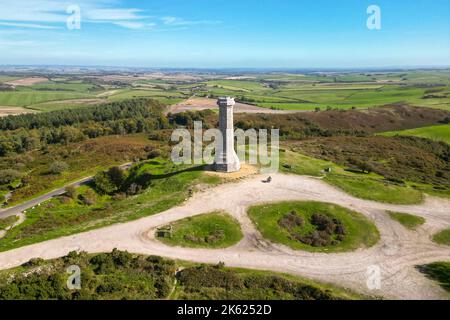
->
[285,135,450,201]
[0,250,362,300]
[0,134,165,205]
[278,211,347,247]
[0,159,215,251]
[280,149,425,204]
[170,104,450,139]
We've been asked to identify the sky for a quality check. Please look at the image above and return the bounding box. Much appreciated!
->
[0,0,449,68]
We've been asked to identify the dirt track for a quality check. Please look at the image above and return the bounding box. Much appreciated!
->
[0,173,449,300]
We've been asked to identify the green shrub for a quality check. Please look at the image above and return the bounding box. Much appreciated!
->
[50,161,69,174]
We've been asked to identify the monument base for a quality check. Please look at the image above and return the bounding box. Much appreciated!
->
[214,161,241,173]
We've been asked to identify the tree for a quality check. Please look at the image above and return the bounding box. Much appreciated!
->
[349,158,373,174]
[93,171,117,195]
[50,161,69,175]
[107,167,125,188]
[0,169,22,185]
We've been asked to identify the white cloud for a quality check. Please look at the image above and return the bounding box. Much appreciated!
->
[0,1,221,31]
[0,22,60,29]
[0,0,149,29]
[86,8,145,21]
[0,0,68,22]
[162,16,221,26]
[113,21,145,29]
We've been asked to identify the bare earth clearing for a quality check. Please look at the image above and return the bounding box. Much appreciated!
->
[168,97,306,114]
[0,173,449,300]
[0,106,37,117]
[5,77,48,86]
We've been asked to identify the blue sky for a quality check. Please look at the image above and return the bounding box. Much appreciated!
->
[0,0,449,68]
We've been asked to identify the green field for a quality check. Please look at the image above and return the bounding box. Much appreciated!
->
[158,212,243,248]
[387,211,425,230]
[27,82,100,92]
[107,89,187,105]
[0,91,93,107]
[0,71,449,112]
[248,201,379,253]
[381,124,450,144]
[194,72,450,111]
[26,101,102,112]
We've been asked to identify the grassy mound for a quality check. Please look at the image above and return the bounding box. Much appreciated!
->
[433,230,450,246]
[387,211,425,230]
[157,212,243,248]
[248,201,379,253]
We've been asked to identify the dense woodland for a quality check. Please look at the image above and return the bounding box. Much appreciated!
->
[0,99,169,156]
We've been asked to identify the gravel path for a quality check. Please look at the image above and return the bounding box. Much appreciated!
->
[0,173,449,300]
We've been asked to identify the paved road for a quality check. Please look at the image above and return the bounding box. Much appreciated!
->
[0,163,132,219]
[0,173,449,299]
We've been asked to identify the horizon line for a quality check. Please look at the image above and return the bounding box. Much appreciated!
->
[1,64,450,72]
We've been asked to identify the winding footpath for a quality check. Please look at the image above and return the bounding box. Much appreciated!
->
[0,173,449,300]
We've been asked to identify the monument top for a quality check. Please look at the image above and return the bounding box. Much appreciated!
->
[217,96,235,107]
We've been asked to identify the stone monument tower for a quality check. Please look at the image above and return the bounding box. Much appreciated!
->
[214,97,241,172]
